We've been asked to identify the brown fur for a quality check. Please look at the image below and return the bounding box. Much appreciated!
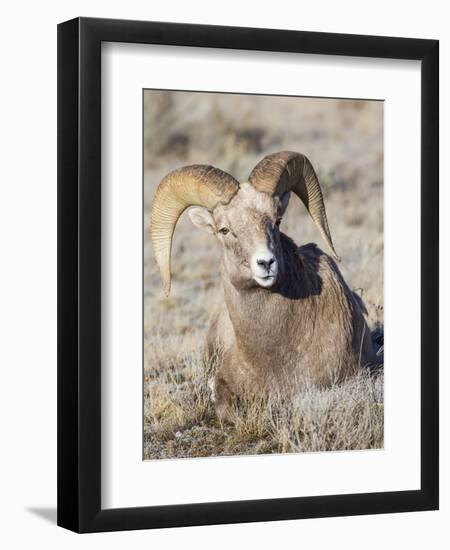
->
[185,183,374,421]
[189,183,375,423]
[207,238,375,424]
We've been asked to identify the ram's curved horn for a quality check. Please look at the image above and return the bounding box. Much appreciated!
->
[151,165,239,295]
[248,151,340,261]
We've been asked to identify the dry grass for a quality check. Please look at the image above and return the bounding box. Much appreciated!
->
[143,91,384,460]
[144,346,383,459]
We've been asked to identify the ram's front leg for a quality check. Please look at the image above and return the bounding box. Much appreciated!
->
[213,373,235,425]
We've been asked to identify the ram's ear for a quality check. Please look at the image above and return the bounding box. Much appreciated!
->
[188,207,216,234]
[280,191,291,214]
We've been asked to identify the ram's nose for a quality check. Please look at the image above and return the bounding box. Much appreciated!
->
[256,257,275,272]
[251,248,278,288]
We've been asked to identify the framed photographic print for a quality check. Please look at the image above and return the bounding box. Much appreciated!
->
[57,17,439,532]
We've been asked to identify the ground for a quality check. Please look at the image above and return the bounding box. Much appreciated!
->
[143,91,384,459]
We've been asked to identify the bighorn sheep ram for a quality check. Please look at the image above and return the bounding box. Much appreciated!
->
[151,151,375,422]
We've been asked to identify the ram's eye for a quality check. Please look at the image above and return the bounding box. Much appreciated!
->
[275,218,282,227]
[219,227,230,235]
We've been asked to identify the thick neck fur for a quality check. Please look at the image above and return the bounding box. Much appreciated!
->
[221,234,324,363]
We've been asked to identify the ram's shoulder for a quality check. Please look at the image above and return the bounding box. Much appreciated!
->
[298,242,336,268]
[298,243,347,287]
[298,242,322,258]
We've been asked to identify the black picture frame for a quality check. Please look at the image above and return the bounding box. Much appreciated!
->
[57,16,439,533]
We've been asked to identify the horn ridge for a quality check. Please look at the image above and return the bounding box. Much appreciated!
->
[248,151,340,262]
[150,165,239,296]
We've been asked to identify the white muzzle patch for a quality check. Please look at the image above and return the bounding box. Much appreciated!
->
[251,245,278,288]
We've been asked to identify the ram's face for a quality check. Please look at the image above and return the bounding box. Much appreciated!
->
[189,183,290,290]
